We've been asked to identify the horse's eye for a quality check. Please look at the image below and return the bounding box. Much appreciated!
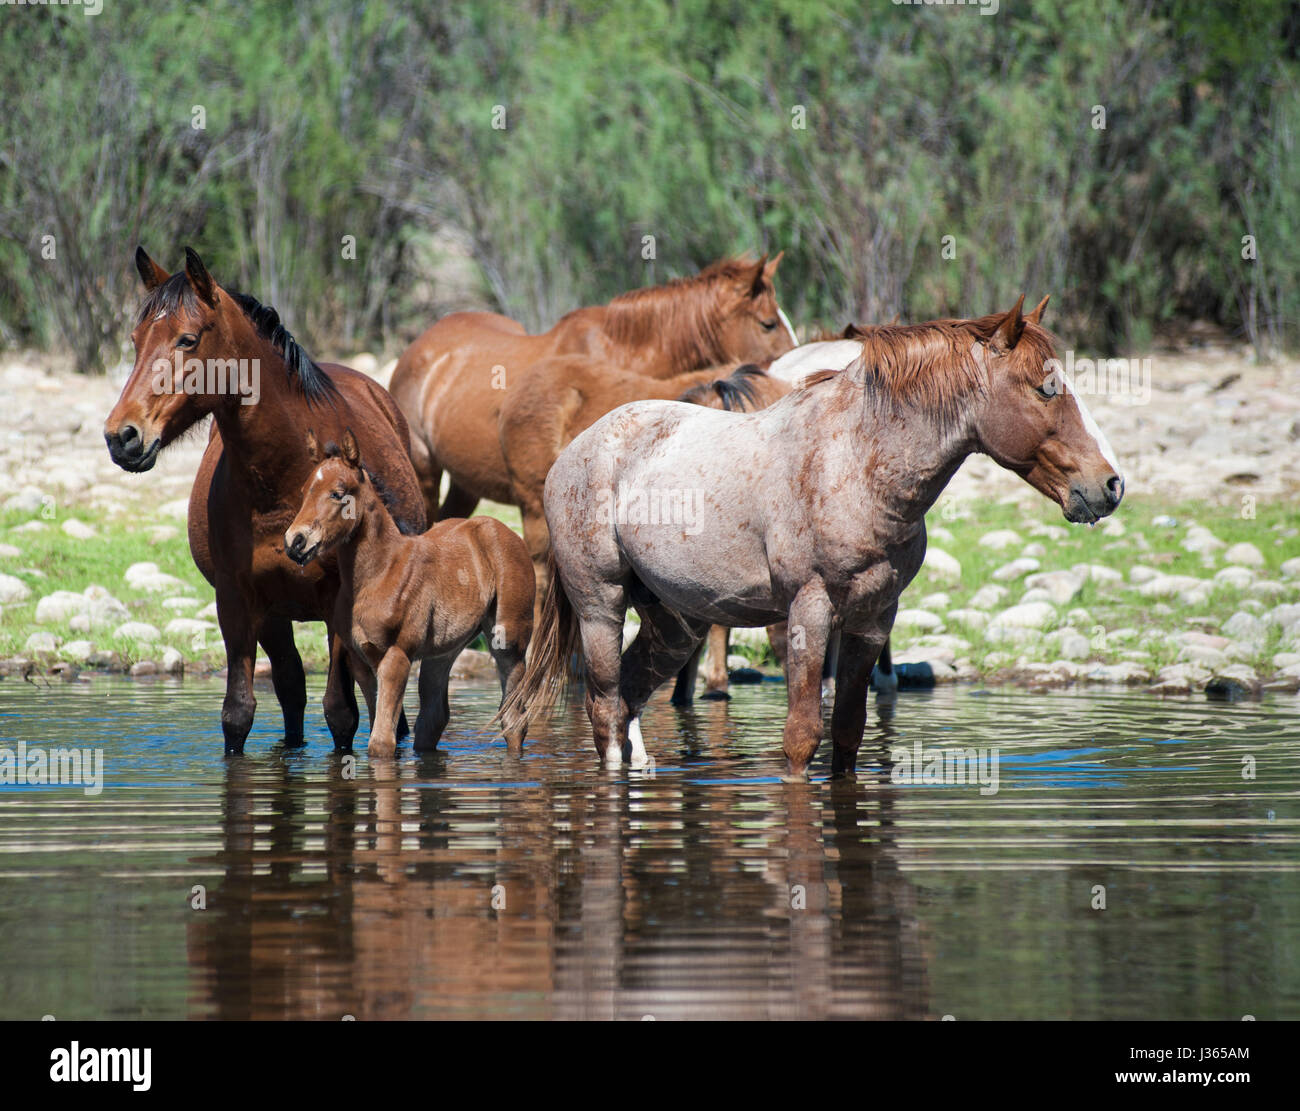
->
[1035,381,1058,400]
[329,491,344,501]
[176,334,198,350]
[760,318,778,331]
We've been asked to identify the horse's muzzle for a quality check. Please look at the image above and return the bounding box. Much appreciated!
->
[284,530,319,567]
[104,424,162,473]
[1064,474,1124,523]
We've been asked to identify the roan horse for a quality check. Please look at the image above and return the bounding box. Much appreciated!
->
[105,248,426,755]
[499,297,1124,778]
[284,430,535,756]
[389,255,796,522]
[499,357,786,607]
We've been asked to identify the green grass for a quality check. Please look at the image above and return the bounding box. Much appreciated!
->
[2,493,1297,684]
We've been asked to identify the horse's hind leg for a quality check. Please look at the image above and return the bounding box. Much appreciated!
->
[436,479,479,521]
[618,603,710,768]
[257,615,306,748]
[700,625,731,699]
[413,656,454,753]
[830,629,889,778]
[670,640,704,706]
[485,621,530,753]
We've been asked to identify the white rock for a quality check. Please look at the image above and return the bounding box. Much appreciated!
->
[61,518,96,540]
[989,601,1056,630]
[1224,541,1265,567]
[947,608,989,631]
[979,529,1022,551]
[1214,566,1255,589]
[919,592,951,610]
[162,597,200,612]
[1223,612,1266,643]
[923,547,962,583]
[114,621,161,643]
[929,526,956,545]
[1021,542,1047,559]
[4,485,46,513]
[159,498,190,520]
[161,646,185,674]
[0,572,31,604]
[0,543,20,558]
[25,631,60,653]
[894,609,945,633]
[1056,631,1091,660]
[1139,574,1206,599]
[35,590,89,623]
[197,602,218,620]
[1183,526,1224,553]
[1085,661,1151,684]
[1280,557,1300,579]
[61,640,95,662]
[1023,570,1085,605]
[992,557,1040,582]
[1129,565,1159,585]
[968,584,1008,610]
[164,618,218,639]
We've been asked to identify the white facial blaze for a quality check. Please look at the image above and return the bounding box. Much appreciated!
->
[778,307,797,347]
[316,468,324,481]
[1066,383,1122,477]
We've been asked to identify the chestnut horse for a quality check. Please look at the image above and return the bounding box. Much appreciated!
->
[502,297,1124,778]
[284,431,535,756]
[105,248,426,755]
[389,254,796,522]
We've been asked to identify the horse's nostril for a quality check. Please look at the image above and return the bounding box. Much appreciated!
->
[1106,474,1125,505]
[119,424,140,445]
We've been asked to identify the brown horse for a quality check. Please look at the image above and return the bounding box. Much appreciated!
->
[502,296,1124,779]
[389,254,796,522]
[500,359,786,609]
[284,430,535,756]
[104,247,426,755]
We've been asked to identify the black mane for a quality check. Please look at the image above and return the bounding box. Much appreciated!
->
[136,273,338,405]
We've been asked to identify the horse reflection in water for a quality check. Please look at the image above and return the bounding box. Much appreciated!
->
[185,699,927,1019]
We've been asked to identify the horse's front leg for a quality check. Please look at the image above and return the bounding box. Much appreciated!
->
[256,615,306,747]
[369,647,411,758]
[322,627,360,752]
[215,584,258,756]
[830,618,893,778]
[781,580,834,780]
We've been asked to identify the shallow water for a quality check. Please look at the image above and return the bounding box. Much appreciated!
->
[0,675,1297,1020]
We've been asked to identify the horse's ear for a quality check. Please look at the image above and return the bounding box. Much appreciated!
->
[184,247,217,307]
[763,250,785,280]
[747,254,770,298]
[990,294,1027,354]
[341,428,360,467]
[135,246,169,291]
[1026,294,1050,326]
[305,428,320,463]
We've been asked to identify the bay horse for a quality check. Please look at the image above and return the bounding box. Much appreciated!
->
[389,254,796,522]
[284,430,535,756]
[501,296,1124,779]
[104,247,426,755]
[499,357,786,609]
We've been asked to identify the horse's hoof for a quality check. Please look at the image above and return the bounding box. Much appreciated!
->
[367,741,397,759]
[700,689,730,701]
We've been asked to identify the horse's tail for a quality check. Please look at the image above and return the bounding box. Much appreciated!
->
[495,548,582,735]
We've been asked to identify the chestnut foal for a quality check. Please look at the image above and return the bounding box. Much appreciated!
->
[285,430,535,756]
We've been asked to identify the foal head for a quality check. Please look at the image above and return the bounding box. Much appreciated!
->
[970,296,1124,522]
[284,430,368,566]
[105,246,334,472]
